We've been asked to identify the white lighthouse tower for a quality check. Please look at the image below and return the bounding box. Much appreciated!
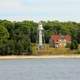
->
[37,22,44,49]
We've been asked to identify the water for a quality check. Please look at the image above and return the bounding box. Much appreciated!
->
[0,58,80,80]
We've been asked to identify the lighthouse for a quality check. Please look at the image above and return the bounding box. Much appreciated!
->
[37,22,44,49]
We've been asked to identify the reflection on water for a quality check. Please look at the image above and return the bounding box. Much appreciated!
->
[0,58,80,80]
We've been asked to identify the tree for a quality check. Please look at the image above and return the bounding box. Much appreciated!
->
[70,40,78,50]
[13,22,32,55]
[0,40,15,55]
[0,25,9,47]
[0,25,9,55]
[0,19,80,55]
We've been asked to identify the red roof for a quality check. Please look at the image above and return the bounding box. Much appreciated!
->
[64,35,71,42]
[51,34,71,43]
[51,34,60,43]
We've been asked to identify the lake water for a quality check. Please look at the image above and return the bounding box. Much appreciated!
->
[0,58,80,80]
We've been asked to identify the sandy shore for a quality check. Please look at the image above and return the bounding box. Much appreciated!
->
[0,55,80,60]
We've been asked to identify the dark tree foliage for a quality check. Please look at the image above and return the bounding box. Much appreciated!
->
[0,20,33,55]
[70,40,78,50]
[0,20,80,55]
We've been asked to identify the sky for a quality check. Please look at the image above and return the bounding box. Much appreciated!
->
[0,0,80,22]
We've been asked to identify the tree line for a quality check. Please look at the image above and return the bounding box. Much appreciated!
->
[0,20,80,55]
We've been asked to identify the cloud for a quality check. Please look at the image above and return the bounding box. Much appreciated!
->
[0,0,27,15]
[0,0,80,21]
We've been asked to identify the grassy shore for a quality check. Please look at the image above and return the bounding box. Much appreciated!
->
[32,44,80,55]
[0,44,80,60]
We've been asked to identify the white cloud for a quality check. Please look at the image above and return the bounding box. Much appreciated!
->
[0,0,28,15]
[0,0,80,22]
[0,0,45,16]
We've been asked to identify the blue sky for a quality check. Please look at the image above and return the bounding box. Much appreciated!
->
[0,0,80,21]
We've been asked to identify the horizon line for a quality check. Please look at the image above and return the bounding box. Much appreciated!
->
[0,18,80,23]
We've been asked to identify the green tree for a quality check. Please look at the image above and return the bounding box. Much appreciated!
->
[13,22,32,55]
[70,40,78,50]
[0,25,9,46]
[0,25,9,55]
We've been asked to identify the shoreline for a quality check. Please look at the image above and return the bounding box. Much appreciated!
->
[0,55,80,60]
